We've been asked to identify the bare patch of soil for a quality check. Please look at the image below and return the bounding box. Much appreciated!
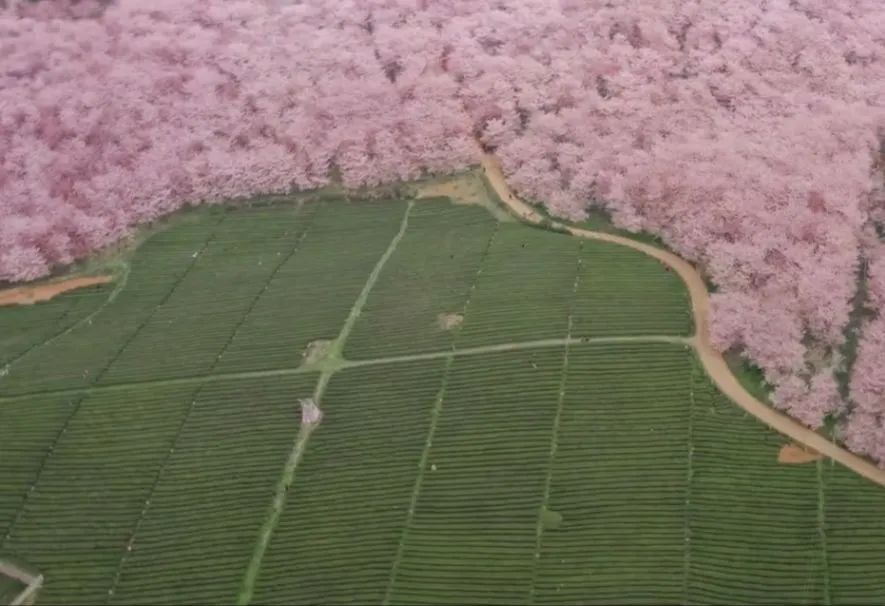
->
[298,397,323,426]
[0,275,112,307]
[417,174,487,206]
[778,443,823,464]
[414,172,512,221]
[302,339,334,365]
[437,313,463,331]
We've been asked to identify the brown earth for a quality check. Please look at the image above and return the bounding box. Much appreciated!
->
[437,313,464,331]
[302,340,334,366]
[778,443,823,464]
[0,275,113,307]
[416,176,486,206]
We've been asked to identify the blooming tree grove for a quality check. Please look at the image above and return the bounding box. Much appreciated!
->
[2,0,885,461]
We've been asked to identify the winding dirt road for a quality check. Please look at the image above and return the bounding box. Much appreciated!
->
[480,153,885,487]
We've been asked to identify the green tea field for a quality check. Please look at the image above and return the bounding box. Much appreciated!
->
[2,196,885,605]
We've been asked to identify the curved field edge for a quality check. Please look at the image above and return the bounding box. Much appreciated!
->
[479,153,885,487]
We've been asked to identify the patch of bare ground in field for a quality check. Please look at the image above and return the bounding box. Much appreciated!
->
[412,171,513,222]
[0,276,112,307]
[779,443,823,464]
[436,312,463,331]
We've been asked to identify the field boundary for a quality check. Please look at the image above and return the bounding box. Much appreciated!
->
[529,243,582,602]
[479,152,885,487]
[382,355,454,606]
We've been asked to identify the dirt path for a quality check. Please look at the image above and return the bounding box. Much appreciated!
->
[480,153,885,487]
[0,335,689,404]
[238,203,415,606]
[0,276,112,306]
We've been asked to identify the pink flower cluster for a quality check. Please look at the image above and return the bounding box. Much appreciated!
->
[2,0,885,460]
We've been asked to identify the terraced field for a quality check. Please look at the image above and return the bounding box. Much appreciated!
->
[1,195,885,604]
